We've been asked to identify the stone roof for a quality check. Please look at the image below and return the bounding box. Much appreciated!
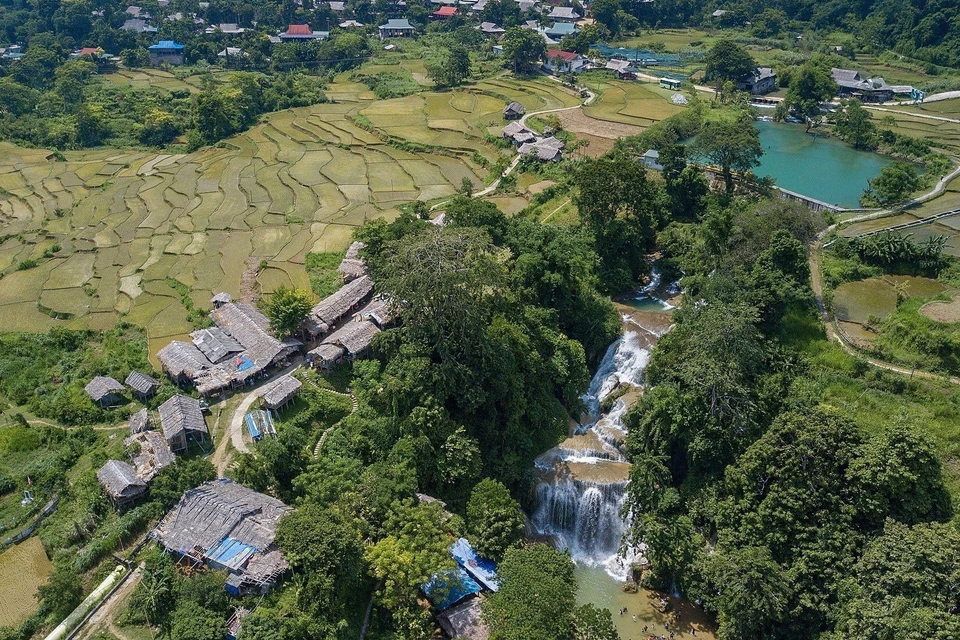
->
[337,258,368,281]
[211,292,233,305]
[85,376,125,402]
[129,408,151,434]
[126,430,175,481]
[97,460,147,502]
[125,370,159,395]
[307,343,345,363]
[159,394,207,441]
[211,303,284,368]
[260,375,302,409]
[503,101,525,115]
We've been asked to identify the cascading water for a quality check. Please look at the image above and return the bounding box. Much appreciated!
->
[532,310,670,579]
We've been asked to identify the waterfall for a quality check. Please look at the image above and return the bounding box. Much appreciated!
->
[532,329,657,580]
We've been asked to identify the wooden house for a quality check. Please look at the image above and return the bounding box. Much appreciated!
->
[159,394,208,453]
[97,460,147,507]
[85,376,125,407]
[126,370,160,400]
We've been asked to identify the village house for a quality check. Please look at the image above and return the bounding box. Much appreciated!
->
[478,22,506,36]
[543,49,585,74]
[544,22,577,40]
[205,23,246,35]
[260,375,302,412]
[279,24,329,41]
[503,101,525,119]
[433,5,458,19]
[218,47,248,61]
[153,479,292,595]
[502,121,536,144]
[85,376,125,407]
[339,20,364,28]
[122,18,157,33]
[642,149,664,170]
[159,394,208,453]
[378,18,417,39]
[547,6,580,22]
[97,460,147,508]
[126,430,175,481]
[126,370,160,400]
[327,1,346,11]
[337,241,368,283]
[737,67,777,95]
[149,40,185,65]
[606,58,639,79]
[307,274,374,337]
[831,68,912,103]
[518,136,564,162]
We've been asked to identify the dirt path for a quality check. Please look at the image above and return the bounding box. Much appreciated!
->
[884,90,960,105]
[863,105,960,124]
[211,361,303,476]
[75,566,142,640]
[239,257,262,303]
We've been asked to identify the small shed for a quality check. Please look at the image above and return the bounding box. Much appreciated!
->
[337,258,367,283]
[260,375,302,412]
[129,408,151,434]
[85,376,125,407]
[437,597,490,640]
[307,343,345,370]
[642,149,663,170]
[97,460,147,507]
[126,370,160,400]
[159,394,208,453]
[503,102,525,119]
[245,410,276,441]
[157,340,211,386]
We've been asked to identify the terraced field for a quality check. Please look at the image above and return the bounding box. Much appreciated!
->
[0,80,507,346]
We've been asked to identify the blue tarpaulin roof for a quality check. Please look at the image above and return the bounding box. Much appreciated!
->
[149,40,185,50]
[423,567,481,610]
[205,537,257,571]
[236,355,254,372]
[451,538,499,592]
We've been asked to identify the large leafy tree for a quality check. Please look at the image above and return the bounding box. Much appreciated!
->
[482,544,577,640]
[466,478,525,562]
[500,26,546,73]
[862,161,922,206]
[704,39,755,86]
[694,114,763,194]
[783,59,838,126]
[834,99,876,150]
[266,285,312,337]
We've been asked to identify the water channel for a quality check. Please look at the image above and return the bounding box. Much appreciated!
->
[530,276,715,639]
[754,120,892,209]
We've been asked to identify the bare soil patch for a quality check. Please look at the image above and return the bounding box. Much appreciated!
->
[920,297,960,323]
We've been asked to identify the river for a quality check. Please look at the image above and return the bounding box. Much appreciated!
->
[530,279,715,639]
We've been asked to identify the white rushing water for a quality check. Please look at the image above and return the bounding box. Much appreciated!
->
[531,328,655,580]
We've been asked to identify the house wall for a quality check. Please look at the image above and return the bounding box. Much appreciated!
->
[149,51,184,65]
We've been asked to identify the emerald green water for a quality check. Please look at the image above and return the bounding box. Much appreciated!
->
[754,120,891,209]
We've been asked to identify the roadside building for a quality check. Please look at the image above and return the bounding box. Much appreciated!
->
[547,6,579,21]
[737,67,777,95]
[518,136,564,161]
[501,121,536,144]
[543,49,585,74]
[503,101,525,119]
[97,460,147,508]
[157,340,210,387]
[159,394,208,453]
[378,18,416,39]
[260,375,302,412]
[126,370,160,400]
[148,40,185,65]
[153,479,293,595]
[85,376,125,407]
[245,410,275,441]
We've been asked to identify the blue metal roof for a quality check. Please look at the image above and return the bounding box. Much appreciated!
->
[205,537,257,570]
[423,568,481,610]
[149,40,185,50]
[451,537,499,592]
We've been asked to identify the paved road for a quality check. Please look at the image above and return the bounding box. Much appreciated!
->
[884,90,960,105]
[864,105,960,124]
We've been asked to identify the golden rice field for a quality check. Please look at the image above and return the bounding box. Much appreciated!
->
[0,70,685,346]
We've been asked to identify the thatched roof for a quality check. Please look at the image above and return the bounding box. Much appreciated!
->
[345,241,365,260]
[126,430,175,481]
[191,327,244,364]
[307,343,344,363]
[85,376,124,402]
[125,370,159,396]
[129,408,151,434]
[211,292,233,305]
[261,375,302,409]
[337,258,368,281]
[211,303,283,370]
[157,340,212,380]
[159,394,207,441]
[311,275,374,326]
[437,598,490,640]
[97,460,147,502]
[322,320,380,355]
[153,480,292,586]
[356,296,394,328]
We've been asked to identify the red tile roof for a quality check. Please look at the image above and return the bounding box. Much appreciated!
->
[433,6,457,16]
[285,24,313,35]
[546,49,578,61]
[79,47,99,56]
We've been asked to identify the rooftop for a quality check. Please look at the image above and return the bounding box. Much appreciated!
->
[126,430,175,481]
[126,370,159,395]
[159,394,208,441]
[260,375,302,409]
[85,376,124,402]
[98,460,147,502]
[546,49,579,62]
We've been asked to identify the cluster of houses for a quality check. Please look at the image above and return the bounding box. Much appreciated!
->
[305,241,395,369]
[501,120,565,162]
[156,294,300,396]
